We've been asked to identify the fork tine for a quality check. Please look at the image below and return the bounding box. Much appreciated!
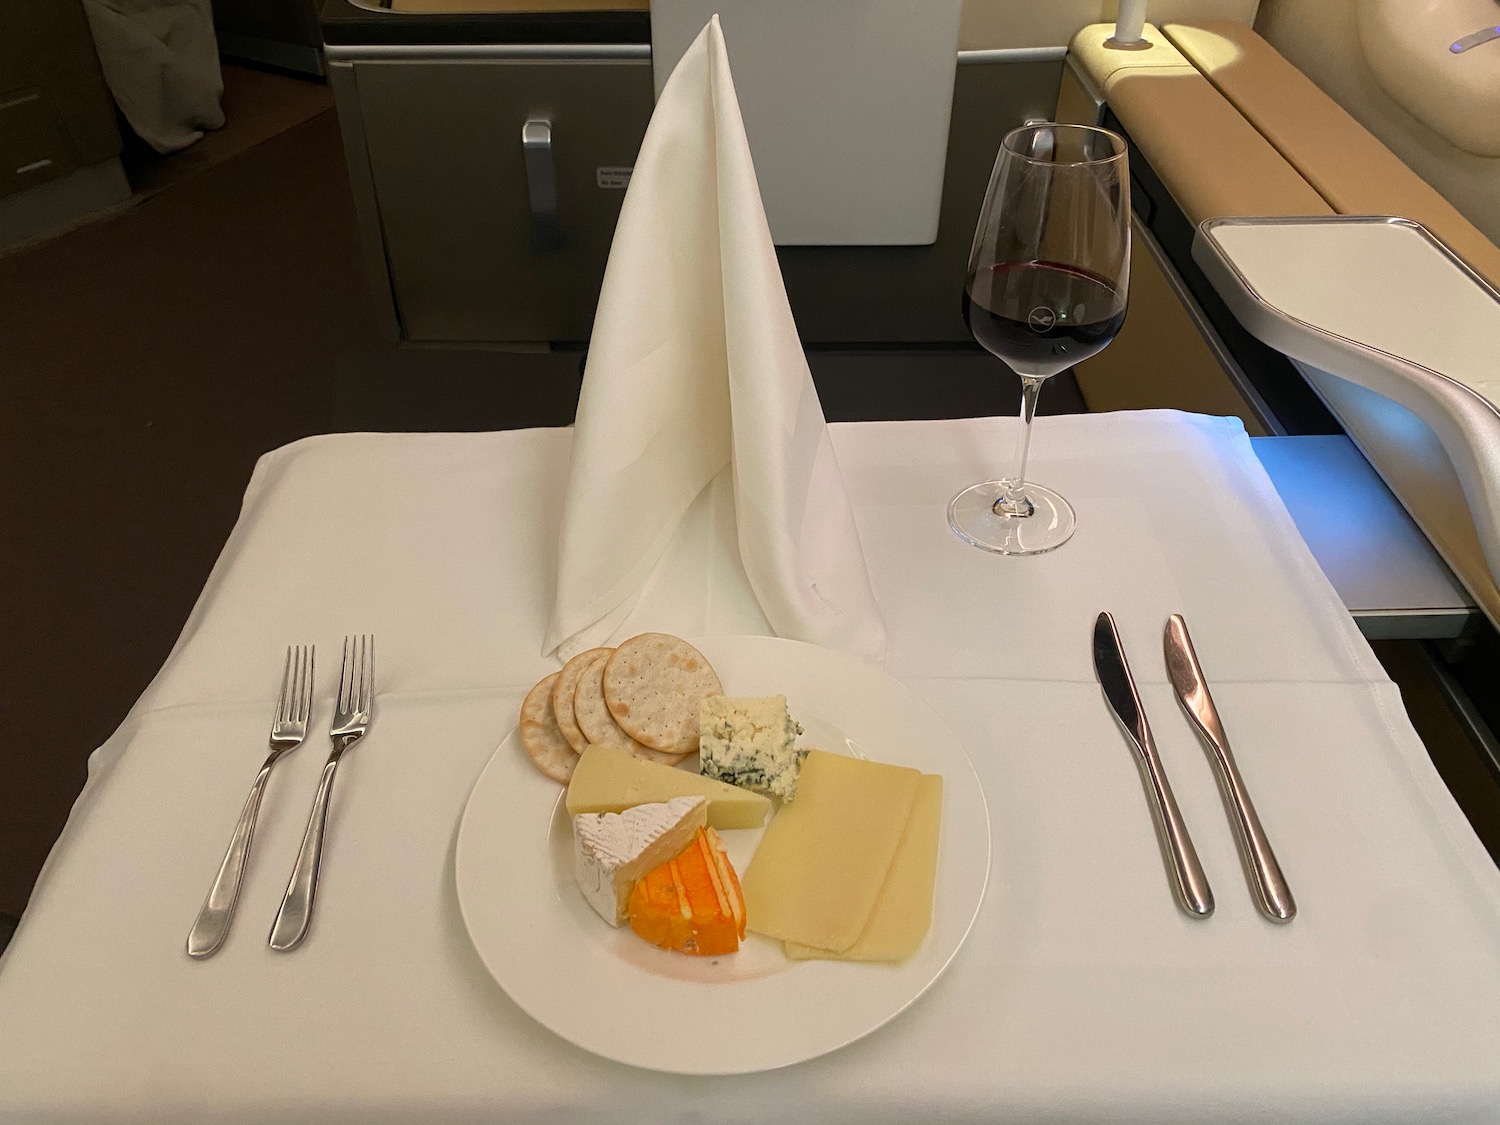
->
[300,645,315,725]
[363,635,375,715]
[338,636,353,715]
[354,636,363,714]
[291,646,306,725]
[288,646,299,724]
[276,646,293,722]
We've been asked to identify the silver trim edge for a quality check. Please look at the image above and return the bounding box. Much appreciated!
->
[324,42,651,61]
[324,42,1066,64]
[958,47,1069,64]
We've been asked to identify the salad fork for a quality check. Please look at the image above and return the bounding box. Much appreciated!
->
[187,645,315,960]
[270,634,375,951]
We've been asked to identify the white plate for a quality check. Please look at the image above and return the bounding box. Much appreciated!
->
[454,635,991,1075]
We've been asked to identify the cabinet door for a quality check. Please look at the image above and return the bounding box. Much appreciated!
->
[357,58,653,343]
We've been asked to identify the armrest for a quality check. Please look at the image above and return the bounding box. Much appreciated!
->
[1196,217,1500,626]
[1068,23,1330,223]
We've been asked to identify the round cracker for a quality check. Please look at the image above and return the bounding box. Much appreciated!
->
[553,646,613,754]
[574,652,686,766]
[602,633,722,754]
[519,672,577,783]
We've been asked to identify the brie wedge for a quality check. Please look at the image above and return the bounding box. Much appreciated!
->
[572,796,708,925]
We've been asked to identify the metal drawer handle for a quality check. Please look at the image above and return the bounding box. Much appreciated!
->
[522,117,563,252]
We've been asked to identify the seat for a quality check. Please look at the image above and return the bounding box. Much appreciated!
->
[1067,17,1500,627]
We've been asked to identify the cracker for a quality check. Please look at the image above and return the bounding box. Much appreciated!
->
[574,651,686,766]
[553,647,613,754]
[602,633,722,755]
[520,672,578,783]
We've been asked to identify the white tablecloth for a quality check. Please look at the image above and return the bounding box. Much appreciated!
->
[3,412,1499,1124]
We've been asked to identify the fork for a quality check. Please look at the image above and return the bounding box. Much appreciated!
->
[187,645,315,960]
[269,635,375,952]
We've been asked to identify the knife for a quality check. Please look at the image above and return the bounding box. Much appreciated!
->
[1093,612,1214,918]
[1165,614,1296,923]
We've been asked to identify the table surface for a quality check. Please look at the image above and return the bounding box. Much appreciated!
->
[2,411,1498,1125]
[1251,434,1474,635]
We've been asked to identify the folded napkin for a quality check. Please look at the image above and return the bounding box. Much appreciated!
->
[543,16,886,664]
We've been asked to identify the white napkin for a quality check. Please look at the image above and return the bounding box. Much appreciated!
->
[543,16,886,664]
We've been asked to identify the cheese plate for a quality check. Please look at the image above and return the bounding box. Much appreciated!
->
[454,635,991,1074]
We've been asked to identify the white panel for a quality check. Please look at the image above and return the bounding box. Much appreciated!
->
[651,0,962,246]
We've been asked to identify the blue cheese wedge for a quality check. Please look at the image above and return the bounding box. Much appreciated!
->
[699,695,805,802]
[572,796,707,925]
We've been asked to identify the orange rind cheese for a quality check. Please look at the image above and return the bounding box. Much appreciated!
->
[628,827,747,956]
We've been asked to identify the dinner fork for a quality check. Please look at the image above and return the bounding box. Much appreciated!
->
[269,634,375,951]
[187,645,315,960]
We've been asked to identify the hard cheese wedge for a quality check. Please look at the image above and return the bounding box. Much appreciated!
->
[741,750,921,952]
[784,773,943,962]
[566,745,771,829]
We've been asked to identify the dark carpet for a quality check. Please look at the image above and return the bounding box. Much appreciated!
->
[0,107,381,921]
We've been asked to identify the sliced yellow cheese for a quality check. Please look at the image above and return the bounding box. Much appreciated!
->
[741,750,921,952]
[784,773,943,962]
[565,745,772,829]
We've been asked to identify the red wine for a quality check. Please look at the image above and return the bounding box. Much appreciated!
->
[963,260,1126,376]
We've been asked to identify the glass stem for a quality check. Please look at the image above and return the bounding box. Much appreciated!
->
[994,375,1045,518]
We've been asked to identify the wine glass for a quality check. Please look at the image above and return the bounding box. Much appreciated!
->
[949,123,1130,555]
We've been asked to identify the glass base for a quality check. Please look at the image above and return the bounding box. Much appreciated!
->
[947,480,1076,555]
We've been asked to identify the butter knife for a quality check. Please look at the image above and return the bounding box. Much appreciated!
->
[1093,612,1214,918]
[1165,614,1296,922]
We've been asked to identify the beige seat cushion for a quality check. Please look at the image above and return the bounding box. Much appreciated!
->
[1357,0,1500,160]
[1255,0,1500,251]
[1162,20,1500,287]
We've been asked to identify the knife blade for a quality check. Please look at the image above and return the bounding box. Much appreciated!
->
[1165,614,1296,922]
[1093,612,1214,918]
